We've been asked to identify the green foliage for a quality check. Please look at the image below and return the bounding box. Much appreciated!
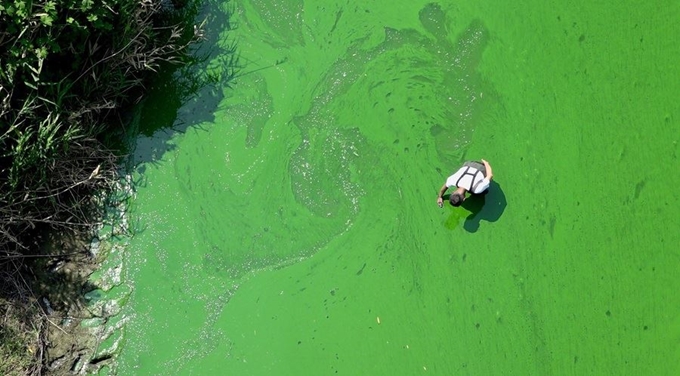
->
[1,0,205,212]
[0,0,220,252]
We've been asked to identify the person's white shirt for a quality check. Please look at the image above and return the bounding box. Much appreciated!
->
[446,165,489,194]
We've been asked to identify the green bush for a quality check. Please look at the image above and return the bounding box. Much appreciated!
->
[0,0,204,251]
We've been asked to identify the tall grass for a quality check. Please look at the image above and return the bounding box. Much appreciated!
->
[0,0,207,251]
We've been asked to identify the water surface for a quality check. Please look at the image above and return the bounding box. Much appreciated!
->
[102,0,680,375]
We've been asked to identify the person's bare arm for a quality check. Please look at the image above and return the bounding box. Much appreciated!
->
[481,159,493,181]
[437,184,448,207]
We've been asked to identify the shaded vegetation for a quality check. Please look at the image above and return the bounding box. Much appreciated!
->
[1,0,201,251]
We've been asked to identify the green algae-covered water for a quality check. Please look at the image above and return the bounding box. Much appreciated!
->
[100,0,680,374]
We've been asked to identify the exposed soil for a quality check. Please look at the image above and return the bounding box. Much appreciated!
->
[23,231,110,375]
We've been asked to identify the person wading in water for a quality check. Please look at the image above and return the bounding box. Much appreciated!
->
[437,159,494,207]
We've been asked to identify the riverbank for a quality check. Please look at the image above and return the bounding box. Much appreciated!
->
[0,230,112,375]
[0,1,233,373]
[39,232,108,374]
[0,234,98,375]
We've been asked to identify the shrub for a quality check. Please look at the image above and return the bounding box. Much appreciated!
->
[0,0,205,253]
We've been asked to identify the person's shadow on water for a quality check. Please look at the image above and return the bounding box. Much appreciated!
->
[443,181,507,232]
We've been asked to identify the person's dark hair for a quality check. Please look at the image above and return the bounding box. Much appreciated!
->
[450,193,464,207]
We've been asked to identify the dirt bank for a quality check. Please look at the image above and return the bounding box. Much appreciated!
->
[1,231,112,375]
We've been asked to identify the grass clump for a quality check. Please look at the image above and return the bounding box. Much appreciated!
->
[0,298,42,376]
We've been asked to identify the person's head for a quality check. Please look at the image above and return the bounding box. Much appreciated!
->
[449,192,465,207]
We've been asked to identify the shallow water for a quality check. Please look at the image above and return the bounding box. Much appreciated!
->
[101,0,680,374]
